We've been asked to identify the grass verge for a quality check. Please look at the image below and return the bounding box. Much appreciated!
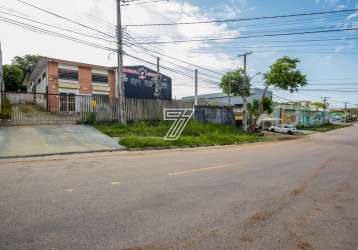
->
[94,120,268,149]
[299,123,351,132]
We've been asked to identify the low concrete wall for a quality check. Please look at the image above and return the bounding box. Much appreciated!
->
[194,106,234,126]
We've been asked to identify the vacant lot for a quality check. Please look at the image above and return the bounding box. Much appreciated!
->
[95,121,268,149]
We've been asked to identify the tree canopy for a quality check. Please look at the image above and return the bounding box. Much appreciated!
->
[12,54,40,75]
[220,68,251,98]
[2,54,39,91]
[264,56,307,93]
[312,102,328,110]
[3,65,24,91]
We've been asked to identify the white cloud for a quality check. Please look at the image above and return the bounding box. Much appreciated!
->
[0,0,245,98]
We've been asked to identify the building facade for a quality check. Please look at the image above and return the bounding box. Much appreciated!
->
[24,57,173,112]
[182,88,273,107]
[24,57,116,112]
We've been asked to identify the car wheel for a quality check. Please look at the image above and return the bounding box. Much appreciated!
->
[271,129,275,132]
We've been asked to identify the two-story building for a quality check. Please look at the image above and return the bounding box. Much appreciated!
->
[24,57,173,112]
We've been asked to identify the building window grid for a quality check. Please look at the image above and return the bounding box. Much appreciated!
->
[59,68,78,82]
[92,73,108,84]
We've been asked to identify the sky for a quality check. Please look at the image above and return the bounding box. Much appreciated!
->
[0,0,357,108]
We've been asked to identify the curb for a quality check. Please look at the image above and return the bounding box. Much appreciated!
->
[0,148,126,160]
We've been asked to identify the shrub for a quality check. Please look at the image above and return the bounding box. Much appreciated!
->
[0,98,12,119]
[82,112,96,124]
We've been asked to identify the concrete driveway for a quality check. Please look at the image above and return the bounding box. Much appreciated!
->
[0,125,124,158]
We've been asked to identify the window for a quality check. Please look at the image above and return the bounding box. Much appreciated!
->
[59,68,78,81]
[60,93,76,112]
[42,72,46,80]
[92,73,108,84]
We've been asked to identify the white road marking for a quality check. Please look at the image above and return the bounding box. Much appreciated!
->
[111,181,121,185]
[168,161,249,176]
[66,189,74,192]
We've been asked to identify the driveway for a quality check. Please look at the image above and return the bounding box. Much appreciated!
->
[0,125,124,158]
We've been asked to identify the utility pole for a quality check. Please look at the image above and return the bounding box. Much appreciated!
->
[154,57,161,98]
[194,69,198,106]
[238,51,252,132]
[322,96,329,124]
[238,51,252,73]
[116,0,126,124]
[344,101,348,123]
[228,80,232,105]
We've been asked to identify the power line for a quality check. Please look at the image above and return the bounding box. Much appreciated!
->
[0,10,116,44]
[125,8,358,27]
[123,30,225,76]
[130,27,358,44]
[17,0,116,39]
[0,11,221,87]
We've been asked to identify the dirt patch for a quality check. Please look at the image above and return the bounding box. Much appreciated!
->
[121,246,163,250]
[248,211,273,224]
[291,187,305,196]
[313,207,322,212]
[297,241,312,250]
[239,235,255,242]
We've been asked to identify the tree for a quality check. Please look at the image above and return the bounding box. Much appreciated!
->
[248,97,273,131]
[220,68,251,131]
[312,102,328,111]
[255,56,307,128]
[3,65,24,91]
[12,54,40,76]
[263,56,307,97]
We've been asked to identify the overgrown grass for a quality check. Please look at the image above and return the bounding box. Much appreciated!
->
[95,120,266,149]
[300,123,351,132]
[0,98,12,119]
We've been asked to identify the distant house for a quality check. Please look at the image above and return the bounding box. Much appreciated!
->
[182,88,272,107]
[23,57,172,112]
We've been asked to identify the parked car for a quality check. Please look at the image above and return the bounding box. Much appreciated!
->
[269,124,297,134]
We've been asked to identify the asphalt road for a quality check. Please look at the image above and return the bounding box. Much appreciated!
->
[1,124,358,250]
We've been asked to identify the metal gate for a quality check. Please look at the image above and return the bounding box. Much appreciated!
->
[0,91,120,126]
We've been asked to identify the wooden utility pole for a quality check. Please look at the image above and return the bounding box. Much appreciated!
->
[117,0,126,124]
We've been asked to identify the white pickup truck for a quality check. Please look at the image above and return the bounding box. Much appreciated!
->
[269,124,297,135]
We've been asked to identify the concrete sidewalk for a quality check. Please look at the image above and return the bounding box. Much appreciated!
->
[0,125,125,158]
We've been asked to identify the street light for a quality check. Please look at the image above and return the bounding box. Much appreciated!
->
[250,72,262,81]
